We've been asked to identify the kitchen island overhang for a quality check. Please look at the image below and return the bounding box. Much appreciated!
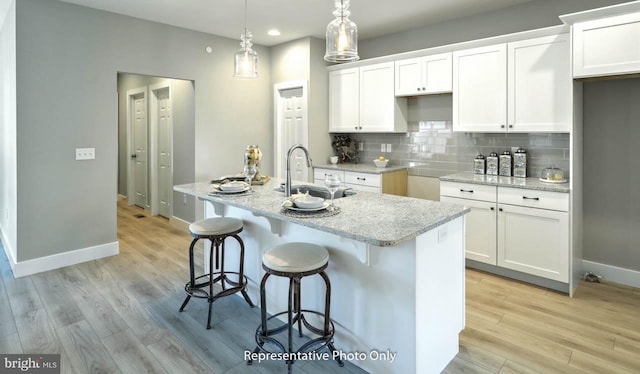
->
[175,180,468,374]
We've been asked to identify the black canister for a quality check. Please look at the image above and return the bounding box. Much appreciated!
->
[499,151,512,177]
[474,155,486,174]
[513,148,527,178]
[486,152,499,176]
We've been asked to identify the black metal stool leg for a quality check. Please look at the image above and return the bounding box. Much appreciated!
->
[320,270,344,367]
[179,237,199,312]
[294,278,303,337]
[287,277,295,373]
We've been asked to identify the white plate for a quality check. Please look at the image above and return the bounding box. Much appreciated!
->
[209,186,250,195]
[287,202,330,212]
[219,181,249,191]
[539,178,568,184]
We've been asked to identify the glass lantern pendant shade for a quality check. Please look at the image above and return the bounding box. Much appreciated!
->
[234,29,258,78]
[324,0,359,63]
[234,0,258,78]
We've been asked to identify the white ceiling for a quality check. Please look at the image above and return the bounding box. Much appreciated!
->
[58,0,534,47]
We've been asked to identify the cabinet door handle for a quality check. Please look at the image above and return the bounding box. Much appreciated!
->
[460,189,474,193]
[490,207,495,211]
[500,124,505,129]
[357,177,366,181]
[522,196,540,201]
[499,208,503,212]
[508,124,514,128]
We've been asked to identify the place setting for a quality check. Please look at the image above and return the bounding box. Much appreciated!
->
[208,164,258,197]
[280,174,342,218]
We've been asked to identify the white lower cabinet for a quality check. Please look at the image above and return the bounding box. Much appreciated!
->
[440,196,497,265]
[497,203,569,282]
[441,181,569,283]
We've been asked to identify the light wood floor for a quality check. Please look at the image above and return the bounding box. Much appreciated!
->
[0,199,638,373]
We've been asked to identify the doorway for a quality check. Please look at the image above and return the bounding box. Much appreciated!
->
[118,73,195,223]
[274,81,309,181]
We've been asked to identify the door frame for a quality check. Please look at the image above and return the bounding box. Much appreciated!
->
[126,86,147,207]
[148,80,173,217]
[273,80,308,180]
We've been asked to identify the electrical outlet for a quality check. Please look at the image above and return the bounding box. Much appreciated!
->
[359,142,363,151]
[380,144,385,152]
[183,194,187,205]
[386,144,393,152]
[75,148,95,160]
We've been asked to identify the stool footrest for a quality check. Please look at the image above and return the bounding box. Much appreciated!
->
[253,310,336,357]
[183,272,249,300]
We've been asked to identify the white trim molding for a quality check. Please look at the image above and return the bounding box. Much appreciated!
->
[10,242,119,278]
[582,260,640,288]
[169,215,190,233]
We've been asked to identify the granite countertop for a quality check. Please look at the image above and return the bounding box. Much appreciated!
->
[174,178,468,247]
[439,171,570,193]
[314,163,408,174]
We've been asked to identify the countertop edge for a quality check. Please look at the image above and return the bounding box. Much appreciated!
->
[314,164,408,175]
[439,172,571,193]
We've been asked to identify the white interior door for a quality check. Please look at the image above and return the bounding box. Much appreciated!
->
[156,87,172,218]
[149,81,173,218]
[274,82,308,181]
[128,89,148,208]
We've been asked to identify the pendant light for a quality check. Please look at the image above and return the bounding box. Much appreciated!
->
[234,0,258,78]
[324,0,359,63]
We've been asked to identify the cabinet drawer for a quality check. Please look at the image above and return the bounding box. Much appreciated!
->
[314,168,344,181]
[346,183,380,193]
[498,187,568,212]
[440,182,496,202]
[344,172,381,188]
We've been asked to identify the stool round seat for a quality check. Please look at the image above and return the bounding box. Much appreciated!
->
[263,242,329,273]
[189,217,243,236]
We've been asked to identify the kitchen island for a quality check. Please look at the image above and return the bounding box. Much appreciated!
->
[174,179,468,374]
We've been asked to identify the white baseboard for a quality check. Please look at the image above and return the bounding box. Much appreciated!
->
[582,260,640,288]
[11,241,119,278]
[170,216,190,232]
[0,225,18,274]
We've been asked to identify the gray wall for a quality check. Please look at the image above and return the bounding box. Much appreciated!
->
[14,0,270,262]
[358,0,630,59]
[583,78,640,272]
[116,73,196,223]
[269,37,331,176]
[0,0,16,261]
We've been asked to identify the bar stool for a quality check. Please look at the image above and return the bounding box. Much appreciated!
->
[179,217,254,329]
[248,242,344,373]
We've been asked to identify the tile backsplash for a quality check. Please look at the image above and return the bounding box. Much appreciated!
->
[340,96,570,178]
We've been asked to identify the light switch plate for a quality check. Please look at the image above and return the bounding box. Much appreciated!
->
[76,148,95,160]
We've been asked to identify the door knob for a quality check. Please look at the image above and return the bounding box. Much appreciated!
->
[131,154,137,159]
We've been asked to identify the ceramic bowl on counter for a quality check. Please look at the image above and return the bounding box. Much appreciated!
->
[293,195,325,209]
[373,159,389,168]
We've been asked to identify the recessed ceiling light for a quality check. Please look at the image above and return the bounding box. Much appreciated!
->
[267,29,281,36]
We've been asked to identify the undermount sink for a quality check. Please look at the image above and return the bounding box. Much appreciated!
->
[275,184,356,199]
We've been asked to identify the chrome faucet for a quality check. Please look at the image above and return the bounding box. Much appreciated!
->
[285,144,313,197]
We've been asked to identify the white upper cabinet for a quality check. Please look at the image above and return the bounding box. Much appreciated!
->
[453,34,571,133]
[395,52,452,96]
[329,62,407,133]
[329,67,360,132]
[453,44,507,132]
[508,34,571,132]
[572,12,640,78]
